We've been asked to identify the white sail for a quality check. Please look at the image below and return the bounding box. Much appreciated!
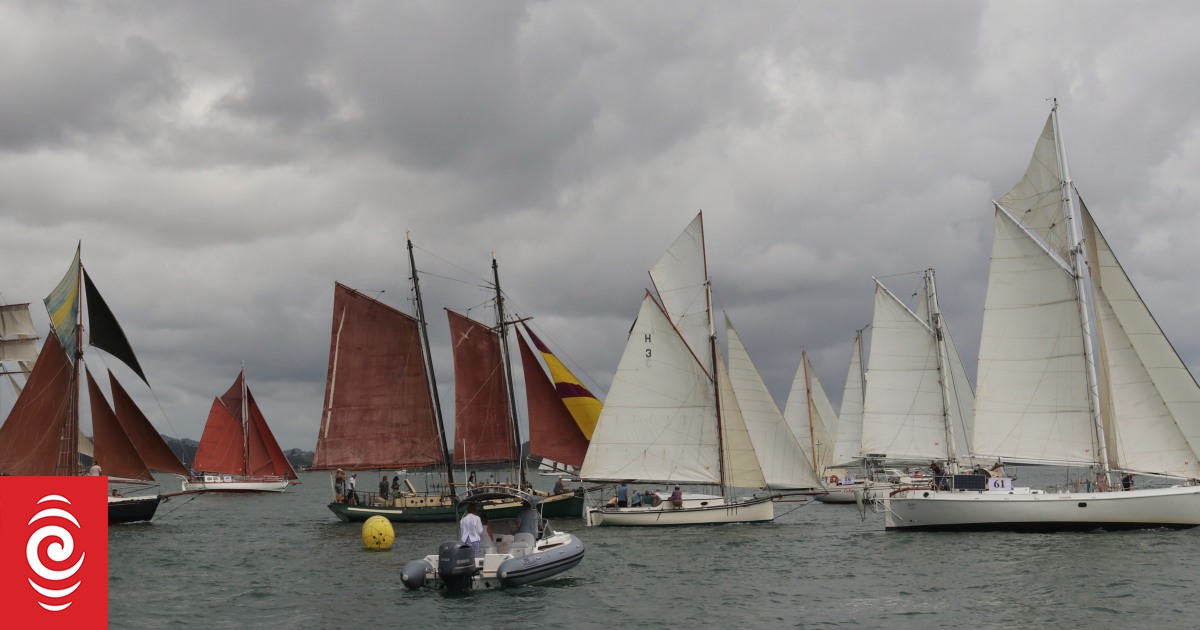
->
[783,353,833,473]
[971,208,1095,465]
[860,279,953,462]
[1082,204,1200,477]
[726,317,817,489]
[579,294,721,484]
[941,320,976,458]
[997,114,1073,260]
[0,302,37,366]
[807,362,839,472]
[830,332,865,468]
[649,213,711,371]
[716,344,767,490]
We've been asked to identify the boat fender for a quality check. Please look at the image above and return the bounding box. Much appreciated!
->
[829,475,840,485]
[438,541,479,593]
[401,560,432,590]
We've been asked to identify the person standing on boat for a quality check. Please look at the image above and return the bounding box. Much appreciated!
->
[89,461,102,476]
[347,473,358,504]
[1122,473,1135,491]
[669,486,683,508]
[630,488,643,507]
[379,475,390,501]
[616,482,629,507]
[553,477,566,495]
[460,503,485,557]
[392,475,401,495]
[334,470,345,503]
[517,500,540,539]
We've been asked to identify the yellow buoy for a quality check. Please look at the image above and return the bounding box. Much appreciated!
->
[362,515,395,551]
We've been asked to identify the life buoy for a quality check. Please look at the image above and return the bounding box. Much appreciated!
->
[829,474,840,485]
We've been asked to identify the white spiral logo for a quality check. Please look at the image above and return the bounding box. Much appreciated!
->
[26,494,86,612]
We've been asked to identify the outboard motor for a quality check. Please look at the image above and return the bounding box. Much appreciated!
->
[400,559,432,590]
[437,541,478,593]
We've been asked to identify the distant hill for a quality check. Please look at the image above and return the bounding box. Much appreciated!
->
[161,435,314,472]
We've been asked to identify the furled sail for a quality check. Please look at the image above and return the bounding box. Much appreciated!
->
[726,316,817,489]
[580,293,721,484]
[448,310,517,466]
[313,283,445,470]
[517,330,589,469]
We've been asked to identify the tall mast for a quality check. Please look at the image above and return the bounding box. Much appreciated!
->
[408,236,455,488]
[926,269,957,463]
[58,251,83,476]
[697,214,726,498]
[802,351,818,476]
[492,255,526,487]
[1051,100,1110,483]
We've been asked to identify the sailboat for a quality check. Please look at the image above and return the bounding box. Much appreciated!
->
[885,102,1200,531]
[783,350,845,501]
[816,329,874,504]
[181,368,299,492]
[580,212,775,526]
[0,246,192,523]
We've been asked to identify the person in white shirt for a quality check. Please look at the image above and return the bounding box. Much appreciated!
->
[460,503,485,557]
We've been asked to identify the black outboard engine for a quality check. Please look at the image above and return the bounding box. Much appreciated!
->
[438,541,478,593]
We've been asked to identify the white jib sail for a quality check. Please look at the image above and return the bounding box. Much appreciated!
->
[725,316,817,489]
[830,333,865,468]
[649,212,712,373]
[715,344,767,490]
[783,354,832,473]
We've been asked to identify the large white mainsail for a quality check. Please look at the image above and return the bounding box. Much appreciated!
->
[860,275,972,462]
[578,293,721,483]
[726,316,818,489]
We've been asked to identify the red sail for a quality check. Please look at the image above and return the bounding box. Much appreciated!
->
[517,332,588,468]
[193,398,246,474]
[108,370,189,476]
[0,331,72,475]
[88,369,152,481]
[313,283,445,470]
[448,310,516,465]
[245,388,298,480]
[219,370,245,422]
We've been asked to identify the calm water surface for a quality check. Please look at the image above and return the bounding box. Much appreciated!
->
[110,469,1200,629]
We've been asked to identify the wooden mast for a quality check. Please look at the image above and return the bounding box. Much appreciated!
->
[408,235,455,489]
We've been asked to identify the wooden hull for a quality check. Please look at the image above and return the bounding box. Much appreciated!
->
[884,485,1200,531]
[108,495,161,524]
[586,495,774,526]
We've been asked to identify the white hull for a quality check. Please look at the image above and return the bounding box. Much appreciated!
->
[180,475,290,493]
[815,486,861,504]
[586,495,774,526]
[884,485,1200,531]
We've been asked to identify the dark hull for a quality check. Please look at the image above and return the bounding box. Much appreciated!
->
[108,495,162,524]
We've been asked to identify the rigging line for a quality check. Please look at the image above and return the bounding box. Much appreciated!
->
[151,491,206,521]
[772,496,818,519]
[86,353,190,466]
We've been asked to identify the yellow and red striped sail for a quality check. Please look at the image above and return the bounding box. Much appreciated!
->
[521,323,601,441]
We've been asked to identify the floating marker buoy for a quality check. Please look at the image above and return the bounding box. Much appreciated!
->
[362,515,395,551]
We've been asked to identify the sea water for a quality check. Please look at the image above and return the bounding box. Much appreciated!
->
[109,468,1200,629]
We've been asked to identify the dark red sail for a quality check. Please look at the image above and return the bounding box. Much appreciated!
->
[518,332,588,468]
[109,370,189,476]
[88,369,152,481]
[0,331,72,475]
[192,397,246,474]
[448,310,517,465]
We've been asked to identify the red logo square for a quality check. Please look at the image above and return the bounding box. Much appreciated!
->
[0,476,108,629]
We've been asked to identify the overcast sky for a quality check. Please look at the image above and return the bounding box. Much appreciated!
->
[3,1,1200,452]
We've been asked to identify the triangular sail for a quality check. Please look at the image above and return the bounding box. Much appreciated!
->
[997,114,1073,260]
[109,371,189,476]
[448,310,517,466]
[1082,203,1200,477]
[726,317,817,489]
[831,332,865,468]
[88,369,152,481]
[0,331,73,475]
[715,343,767,490]
[971,208,1095,465]
[313,283,445,470]
[518,331,589,469]
[783,353,834,472]
[521,324,601,440]
[193,397,247,474]
[580,294,721,484]
[44,246,81,359]
[245,388,299,480]
[649,212,712,373]
[860,279,958,462]
[83,269,147,384]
